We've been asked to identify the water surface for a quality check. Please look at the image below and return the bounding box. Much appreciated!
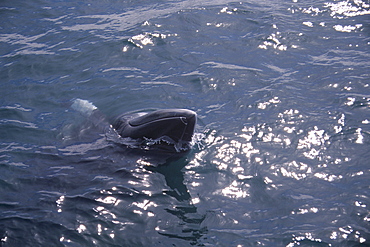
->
[1,0,369,246]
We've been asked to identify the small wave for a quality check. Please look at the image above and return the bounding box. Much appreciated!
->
[0,104,32,112]
[126,32,177,49]
[0,119,37,129]
[107,133,194,153]
[202,61,262,72]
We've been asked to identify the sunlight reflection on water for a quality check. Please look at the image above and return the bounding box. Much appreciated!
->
[1,0,369,245]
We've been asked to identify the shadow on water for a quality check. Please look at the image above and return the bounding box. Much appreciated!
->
[146,156,207,245]
[147,156,192,201]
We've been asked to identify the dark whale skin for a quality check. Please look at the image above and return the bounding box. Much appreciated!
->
[113,109,197,143]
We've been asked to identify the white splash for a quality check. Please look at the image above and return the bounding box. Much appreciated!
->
[71,98,97,116]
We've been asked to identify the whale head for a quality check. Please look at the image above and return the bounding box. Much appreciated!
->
[113,109,197,152]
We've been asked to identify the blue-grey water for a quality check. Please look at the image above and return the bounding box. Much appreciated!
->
[1,0,370,246]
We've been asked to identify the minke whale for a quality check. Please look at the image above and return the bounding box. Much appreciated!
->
[70,99,197,153]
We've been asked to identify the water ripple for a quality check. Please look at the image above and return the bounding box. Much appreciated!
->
[1,0,369,245]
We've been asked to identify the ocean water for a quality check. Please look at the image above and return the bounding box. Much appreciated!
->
[1,0,370,246]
